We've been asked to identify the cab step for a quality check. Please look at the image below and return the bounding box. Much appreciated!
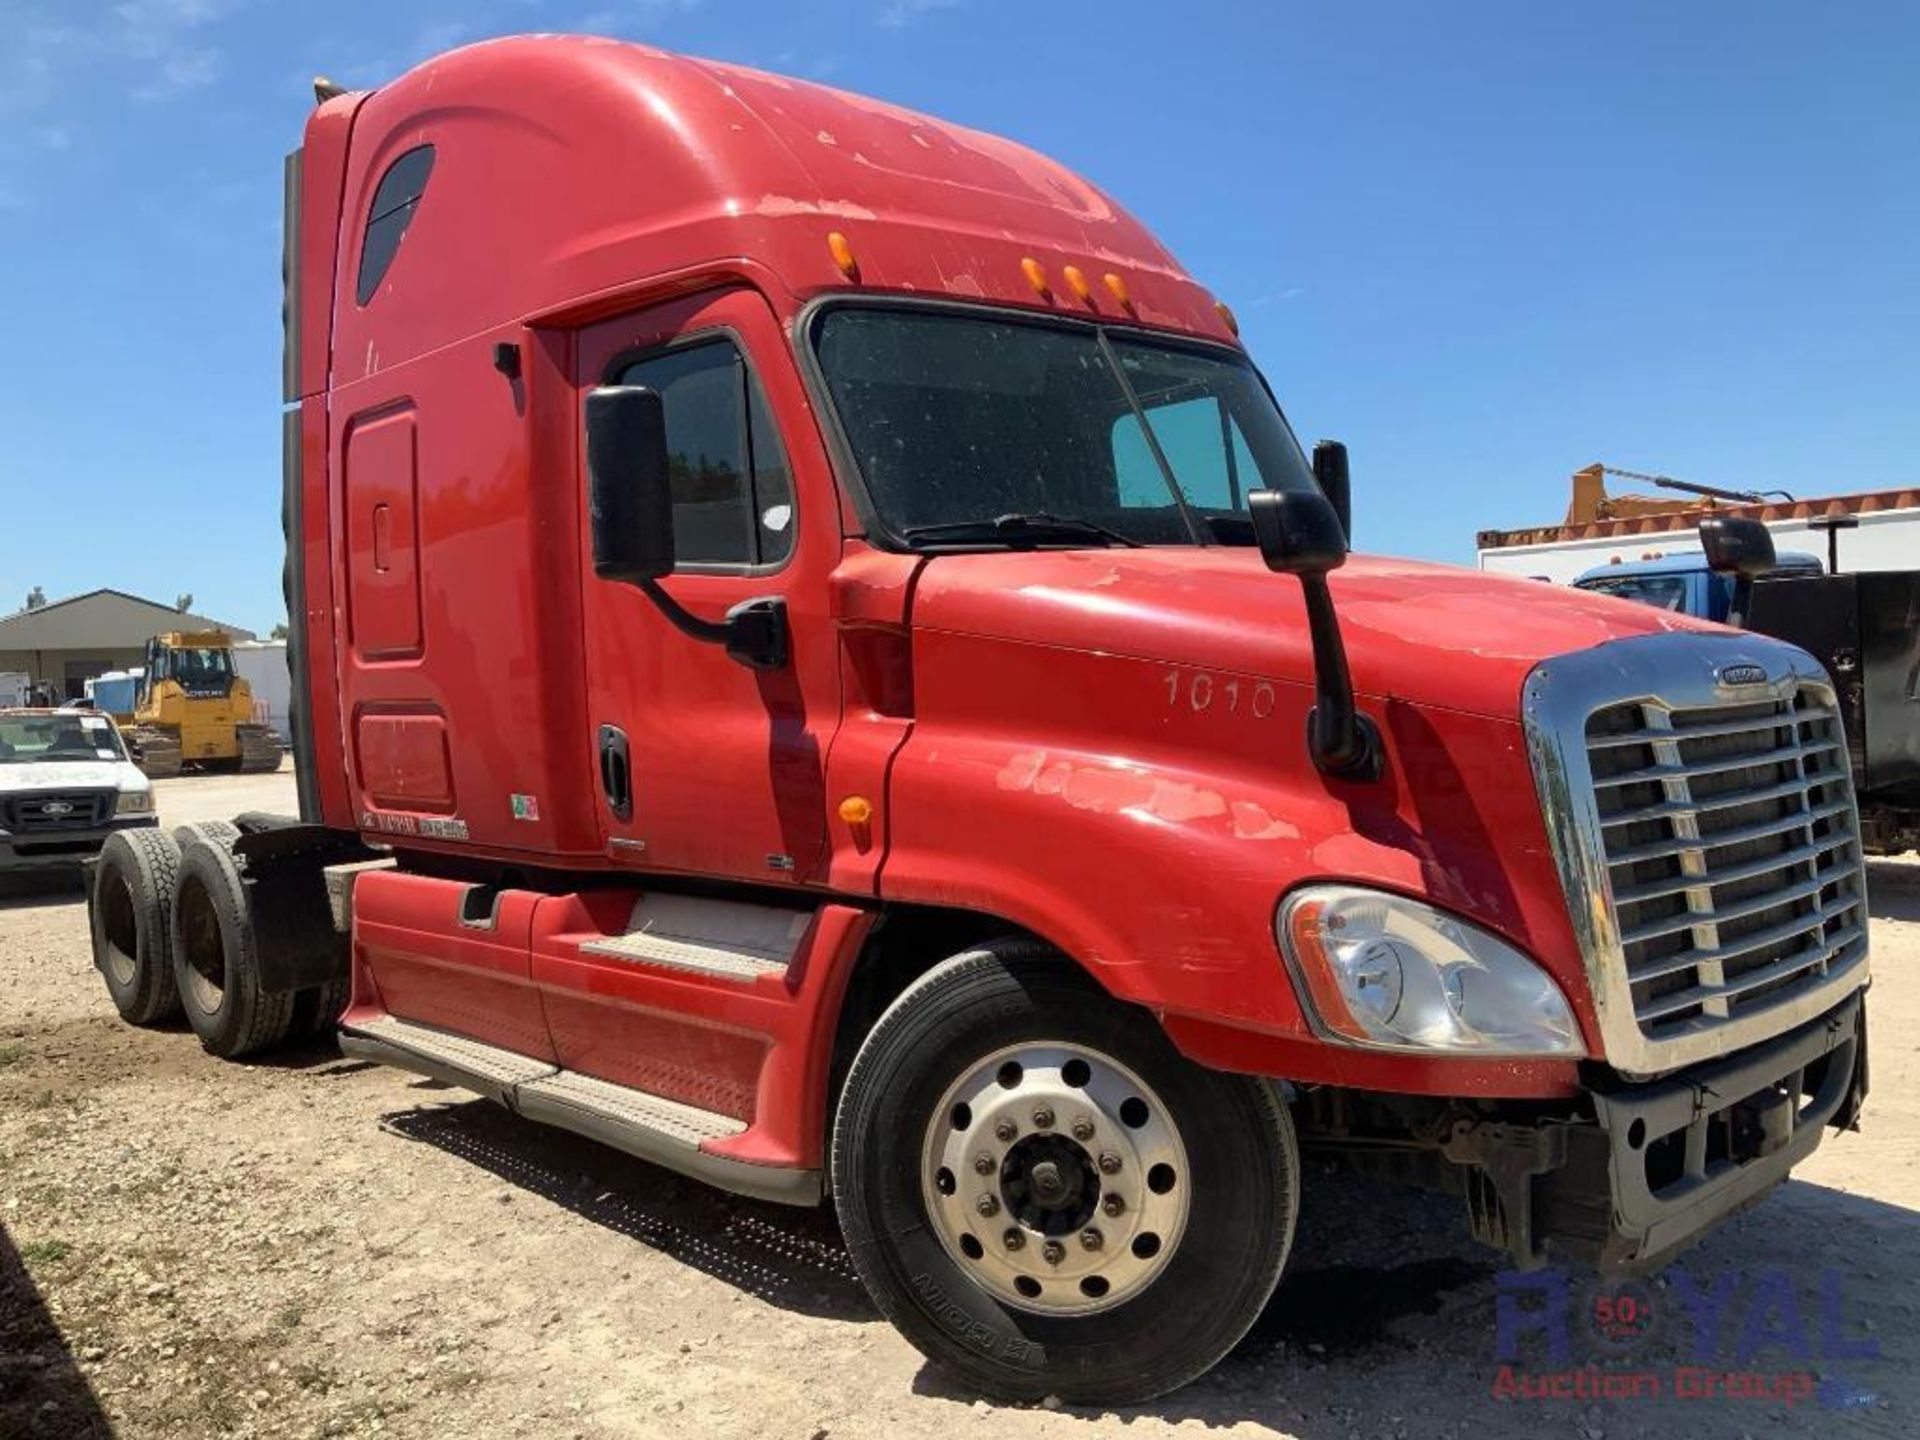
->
[340,1013,556,1101]
[338,1012,817,1206]
[578,893,810,984]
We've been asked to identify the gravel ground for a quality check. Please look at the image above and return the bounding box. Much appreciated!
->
[2,764,1917,1439]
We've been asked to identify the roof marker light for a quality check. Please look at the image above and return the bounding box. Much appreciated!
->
[1020,256,1051,299]
[827,231,859,280]
[1062,265,1092,302]
[1103,271,1132,308]
[1214,300,1240,336]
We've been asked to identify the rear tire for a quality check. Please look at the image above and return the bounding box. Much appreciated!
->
[172,820,240,850]
[831,942,1299,1403]
[169,838,295,1058]
[90,829,184,1026]
[290,975,351,1039]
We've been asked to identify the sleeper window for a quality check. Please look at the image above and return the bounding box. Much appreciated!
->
[356,145,436,305]
[616,340,795,568]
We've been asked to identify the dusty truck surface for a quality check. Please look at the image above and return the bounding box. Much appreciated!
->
[91,36,1871,1402]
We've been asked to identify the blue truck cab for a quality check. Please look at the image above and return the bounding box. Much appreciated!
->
[1573,549,1824,621]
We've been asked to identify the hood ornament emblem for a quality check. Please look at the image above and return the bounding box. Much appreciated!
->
[1716,662,1769,689]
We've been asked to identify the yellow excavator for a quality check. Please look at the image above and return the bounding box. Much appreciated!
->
[125,632,282,779]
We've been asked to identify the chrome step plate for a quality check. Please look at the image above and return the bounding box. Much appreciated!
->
[340,1014,557,1096]
[579,893,810,984]
[517,1069,747,1147]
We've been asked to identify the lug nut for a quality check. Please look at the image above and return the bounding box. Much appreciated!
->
[1097,1151,1122,1175]
[1002,1228,1025,1251]
[1041,1240,1066,1266]
[1071,1116,1095,1141]
[993,1118,1018,1143]
[973,1152,997,1175]
[1079,1228,1103,1251]
[1101,1193,1126,1217]
[1031,1105,1055,1130]
[976,1194,1000,1217]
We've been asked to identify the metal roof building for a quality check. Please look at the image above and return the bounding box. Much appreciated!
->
[0,589,257,701]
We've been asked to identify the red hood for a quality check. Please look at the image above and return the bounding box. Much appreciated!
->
[910,547,1722,719]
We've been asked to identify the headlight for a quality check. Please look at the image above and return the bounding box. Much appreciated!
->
[1277,885,1583,1057]
[118,791,155,815]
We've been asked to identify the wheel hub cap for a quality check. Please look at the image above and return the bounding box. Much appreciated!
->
[921,1042,1190,1315]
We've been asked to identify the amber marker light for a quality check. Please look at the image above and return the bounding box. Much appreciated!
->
[1284,897,1371,1045]
[1102,271,1131,308]
[1020,256,1051,298]
[827,230,859,280]
[1062,265,1092,302]
[1214,300,1240,337]
[838,795,875,826]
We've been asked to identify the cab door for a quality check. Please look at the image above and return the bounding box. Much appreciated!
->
[573,287,838,884]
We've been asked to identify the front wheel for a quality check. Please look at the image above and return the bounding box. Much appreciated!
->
[831,943,1298,1403]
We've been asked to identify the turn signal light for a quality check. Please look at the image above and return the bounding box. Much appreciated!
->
[827,230,859,280]
[839,795,875,826]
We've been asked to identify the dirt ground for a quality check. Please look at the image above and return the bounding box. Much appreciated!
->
[2,764,1916,1439]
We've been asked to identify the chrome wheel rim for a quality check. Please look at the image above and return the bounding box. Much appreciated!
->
[920,1041,1190,1316]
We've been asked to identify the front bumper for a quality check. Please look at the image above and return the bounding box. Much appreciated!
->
[1448,992,1866,1270]
[0,815,158,869]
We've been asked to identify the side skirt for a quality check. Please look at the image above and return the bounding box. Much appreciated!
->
[339,1013,821,1206]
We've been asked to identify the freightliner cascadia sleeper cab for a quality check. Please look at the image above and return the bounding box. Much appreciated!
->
[91,36,1869,1402]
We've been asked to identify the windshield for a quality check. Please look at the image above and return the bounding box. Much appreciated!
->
[811,307,1317,546]
[158,646,234,689]
[1575,574,1693,612]
[0,713,128,764]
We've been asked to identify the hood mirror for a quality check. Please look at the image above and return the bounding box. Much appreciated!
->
[1249,488,1381,781]
[1312,440,1351,544]
[1699,516,1776,628]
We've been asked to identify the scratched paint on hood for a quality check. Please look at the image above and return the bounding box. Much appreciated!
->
[997,749,1297,839]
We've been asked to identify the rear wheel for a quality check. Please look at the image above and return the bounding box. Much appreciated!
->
[290,975,351,1039]
[172,820,240,850]
[832,943,1298,1403]
[170,838,295,1058]
[90,829,184,1025]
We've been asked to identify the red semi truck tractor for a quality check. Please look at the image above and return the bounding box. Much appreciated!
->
[91,37,1870,1401]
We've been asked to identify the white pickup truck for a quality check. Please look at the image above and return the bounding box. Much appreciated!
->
[0,709,158,871]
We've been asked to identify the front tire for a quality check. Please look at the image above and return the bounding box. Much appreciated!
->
[831,943,1298,1403]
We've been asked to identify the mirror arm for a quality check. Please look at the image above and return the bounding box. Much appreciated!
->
[1299,578,1382,780]
[638,579,730,645]
[1726,577,1754,631]
[637,581,789,671]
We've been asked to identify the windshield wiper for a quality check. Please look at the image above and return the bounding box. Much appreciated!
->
[900,511,1145,550]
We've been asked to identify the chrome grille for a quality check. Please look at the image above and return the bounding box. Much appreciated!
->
[0,789,115,831]
[1587,691,1865,1040]
[1523,632,1871,1074]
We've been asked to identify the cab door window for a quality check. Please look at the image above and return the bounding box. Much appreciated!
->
[615,340,794,569]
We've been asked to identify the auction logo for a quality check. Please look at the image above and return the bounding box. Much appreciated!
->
[1491,1266,1880,1410]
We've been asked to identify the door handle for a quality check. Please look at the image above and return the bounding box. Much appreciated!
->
[598,724,632,822]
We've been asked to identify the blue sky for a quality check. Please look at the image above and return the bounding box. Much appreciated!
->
[0,1,1914,630]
